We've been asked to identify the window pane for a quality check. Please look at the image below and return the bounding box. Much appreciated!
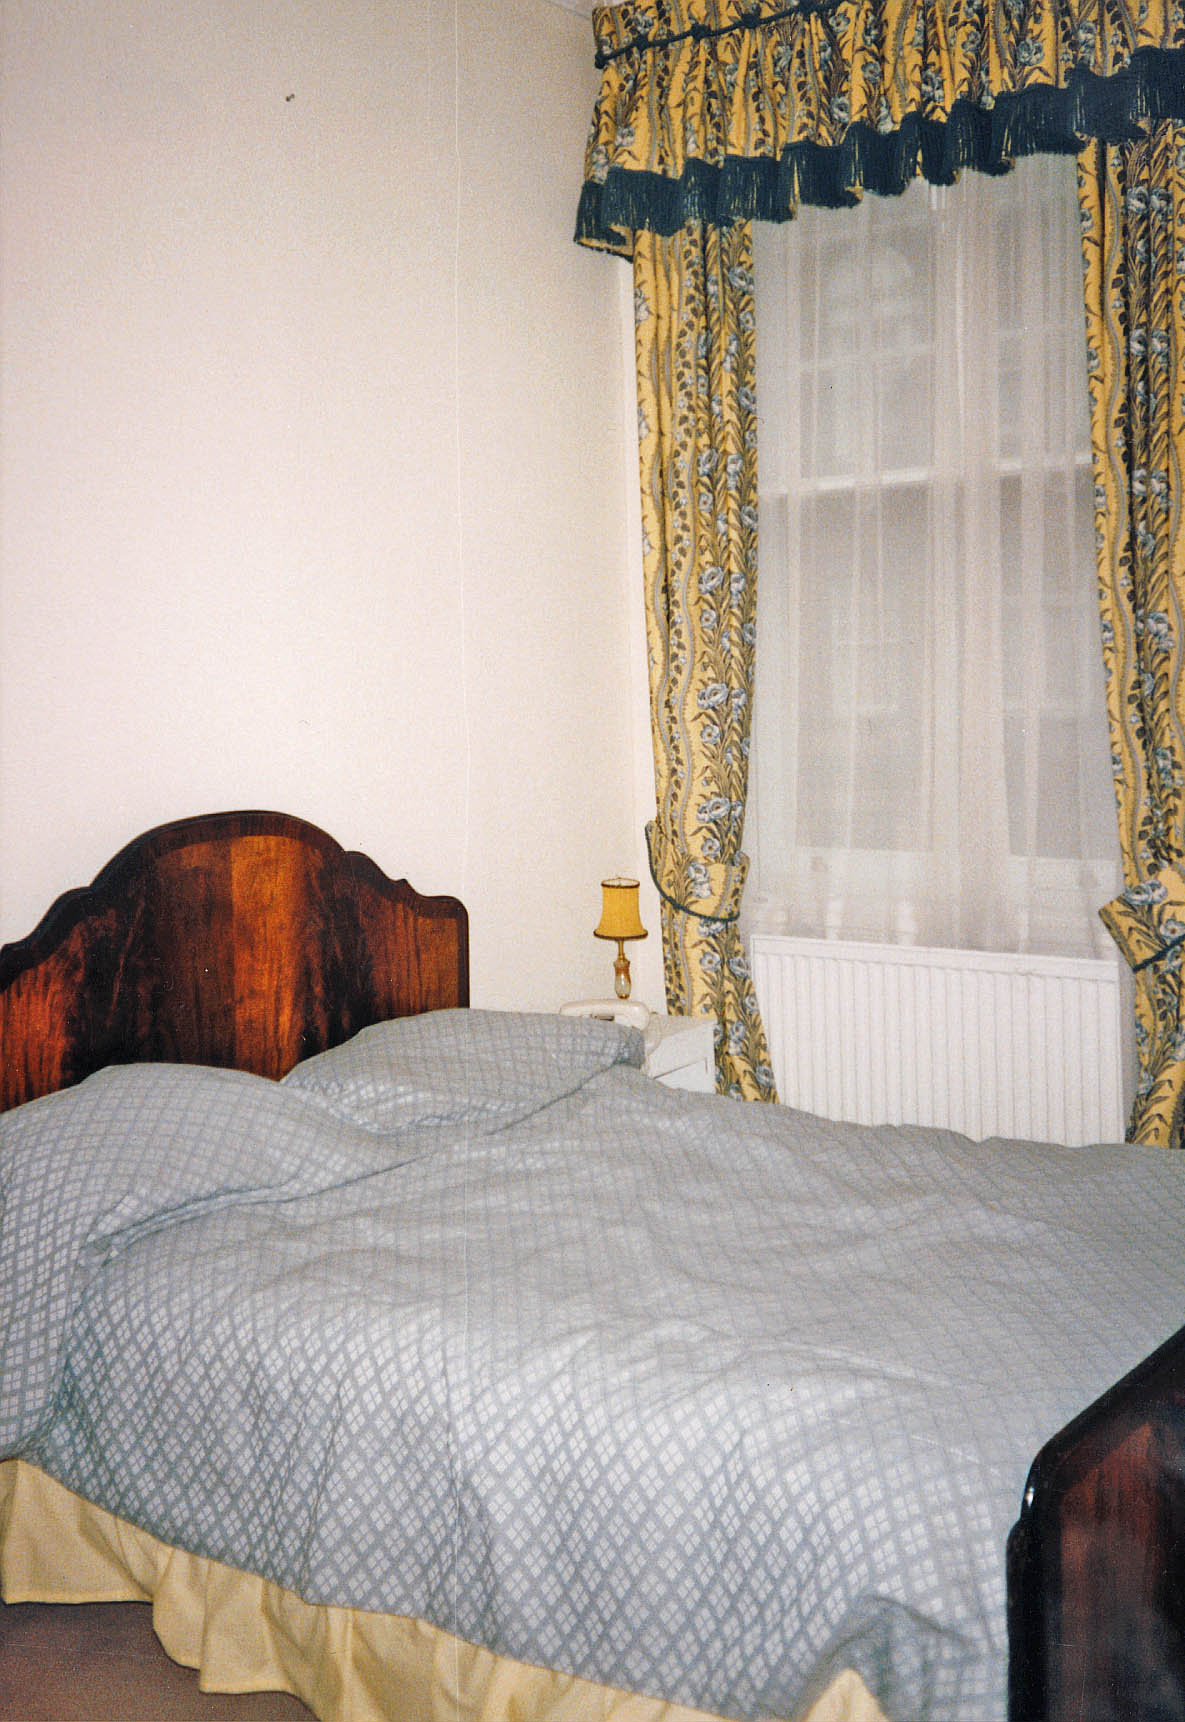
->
[751,156,1118,956]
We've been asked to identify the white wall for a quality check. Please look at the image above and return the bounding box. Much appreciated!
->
[0,0,662,1011]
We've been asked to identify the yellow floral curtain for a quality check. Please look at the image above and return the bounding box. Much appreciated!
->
[576,0,1185,1110]
[578,0,1185,254]
[1083,122,1185,1146]
[633,220,776,1098]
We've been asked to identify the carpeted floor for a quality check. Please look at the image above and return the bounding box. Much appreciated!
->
[0,1599,315,1722]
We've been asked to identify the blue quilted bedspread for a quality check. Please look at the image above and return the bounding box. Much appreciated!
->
[2,1008,1183,1721]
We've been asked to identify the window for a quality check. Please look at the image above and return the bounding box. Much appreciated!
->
[746,155,1118,958]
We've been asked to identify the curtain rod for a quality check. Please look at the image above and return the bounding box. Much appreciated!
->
[595,3,838,68]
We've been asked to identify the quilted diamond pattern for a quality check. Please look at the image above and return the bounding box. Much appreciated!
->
[3,1013,1183,1722]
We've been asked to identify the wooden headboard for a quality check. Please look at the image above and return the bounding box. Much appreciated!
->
[0,810,469,1112]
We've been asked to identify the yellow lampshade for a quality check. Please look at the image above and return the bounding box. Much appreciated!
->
[593,878,647,1001]
[594,878,647,944]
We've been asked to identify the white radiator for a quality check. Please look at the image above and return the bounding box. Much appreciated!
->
[749,935,1128,1146]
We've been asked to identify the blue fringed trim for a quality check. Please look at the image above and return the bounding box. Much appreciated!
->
[575,47,1185,245]
[574,179,635,255]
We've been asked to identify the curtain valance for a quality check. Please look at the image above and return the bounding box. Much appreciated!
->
[576,0,1185,255]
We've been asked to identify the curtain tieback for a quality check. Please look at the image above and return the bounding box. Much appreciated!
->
[1100,866,1185,973]
[646,819,748,924]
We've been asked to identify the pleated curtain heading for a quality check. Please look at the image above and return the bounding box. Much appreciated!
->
[577,0,1185,252]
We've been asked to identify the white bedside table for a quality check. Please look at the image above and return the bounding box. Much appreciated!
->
[643,1015,716,1092]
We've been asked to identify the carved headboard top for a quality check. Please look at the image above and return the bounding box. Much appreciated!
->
[0,810,469,1111]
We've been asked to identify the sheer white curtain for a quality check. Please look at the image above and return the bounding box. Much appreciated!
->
[746,154,1119,959]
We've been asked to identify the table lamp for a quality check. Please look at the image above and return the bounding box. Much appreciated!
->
[595,877,647,1000]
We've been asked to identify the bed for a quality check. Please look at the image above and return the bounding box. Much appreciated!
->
[1,809,1183,1722]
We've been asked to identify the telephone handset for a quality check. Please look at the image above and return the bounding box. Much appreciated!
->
[558,998,656,1048]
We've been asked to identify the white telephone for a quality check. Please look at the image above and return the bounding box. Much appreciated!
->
[559,998,656,1046]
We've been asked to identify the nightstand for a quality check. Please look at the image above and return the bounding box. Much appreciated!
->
[643,1015,716,1092]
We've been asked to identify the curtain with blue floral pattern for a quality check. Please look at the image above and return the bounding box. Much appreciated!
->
[1083,122,1185,1147]
[576,0,1185,1118]
[577,0,1185,254]
[634,221,777,1098]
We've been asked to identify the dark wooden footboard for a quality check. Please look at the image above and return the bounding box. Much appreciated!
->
[1007,1322,1185,1722]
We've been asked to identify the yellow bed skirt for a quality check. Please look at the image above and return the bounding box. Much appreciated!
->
[0,1460,885,1722]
